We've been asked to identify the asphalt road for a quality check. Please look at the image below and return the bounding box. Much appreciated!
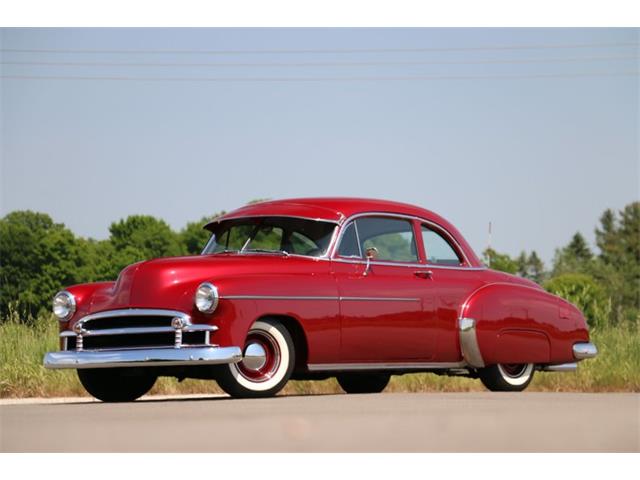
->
[1,392,638,452]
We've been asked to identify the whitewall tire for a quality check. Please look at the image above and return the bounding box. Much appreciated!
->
[479,363,535,392]
[216,319,295,398]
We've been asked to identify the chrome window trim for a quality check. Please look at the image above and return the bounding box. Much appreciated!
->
[330,211,480,269]
[329,257,487,271]
[201,217,340,259]
[307,361,467,372]
[420,224,464,267]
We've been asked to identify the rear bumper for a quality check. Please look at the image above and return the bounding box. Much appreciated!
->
[573,342,598,360]
[43,346,243,370]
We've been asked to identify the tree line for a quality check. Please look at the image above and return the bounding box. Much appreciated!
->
[1,201,638,327]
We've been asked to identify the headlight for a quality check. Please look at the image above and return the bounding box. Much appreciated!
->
[52,291,76,320]
[195,282,219,314]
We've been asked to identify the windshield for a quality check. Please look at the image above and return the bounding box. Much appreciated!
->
[202,217,337,257]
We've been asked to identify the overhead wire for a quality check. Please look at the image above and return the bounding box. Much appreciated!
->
[1,55,637,68]
[2,71,638,83]
[1,42,638,55]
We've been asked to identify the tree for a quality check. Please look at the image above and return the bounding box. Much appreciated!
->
[109,215,184,260]
[483,248,518,274]
[516,250,545,283]
[180,212,225,255]
[0,211,84,318]
[552,232,593,277]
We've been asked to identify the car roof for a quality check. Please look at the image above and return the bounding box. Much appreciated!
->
[206,197,482,267]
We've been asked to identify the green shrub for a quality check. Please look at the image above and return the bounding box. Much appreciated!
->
[544,273,612,329]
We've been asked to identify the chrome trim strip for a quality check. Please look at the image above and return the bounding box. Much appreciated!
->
[222,295,338,301]
[220,295,420,302]
[78,309,192,325]
[44,346,243,369]
[59,324,218,338]
[542,363,578,372]
[458,317,485,368]
[330,257,487,271]
[340,296,420,302]
[573,342,598,360]
[308,362,466,371]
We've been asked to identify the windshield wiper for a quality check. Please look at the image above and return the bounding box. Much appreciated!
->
[241,248,290,256]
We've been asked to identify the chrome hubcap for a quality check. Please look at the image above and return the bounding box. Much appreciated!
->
[242,342,267,371]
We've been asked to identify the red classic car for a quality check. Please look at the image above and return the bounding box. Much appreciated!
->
[44,198,597,401]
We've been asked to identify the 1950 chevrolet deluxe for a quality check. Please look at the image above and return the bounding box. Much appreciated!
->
[44,198,597,401]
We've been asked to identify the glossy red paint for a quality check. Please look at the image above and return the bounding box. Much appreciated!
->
[57,197,591,372]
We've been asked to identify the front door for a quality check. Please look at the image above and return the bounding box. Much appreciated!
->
[332,216,436,363]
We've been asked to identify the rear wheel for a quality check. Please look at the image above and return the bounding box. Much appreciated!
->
[337,373,390,394]
[77,368,157,402]
[216,319,295,398]
[478,363,535,392]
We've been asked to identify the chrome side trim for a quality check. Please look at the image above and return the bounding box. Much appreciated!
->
[340,296,420,302]
[542,363,578,372]
[59,324,218,338]
[220,295,420,302]
[458,317,485,368]
[573,342,598,360]
[222,295,338,301]
[307,361,466,372]
[44,346,243,369]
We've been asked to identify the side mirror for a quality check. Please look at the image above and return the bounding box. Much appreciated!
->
[364,247,378,276]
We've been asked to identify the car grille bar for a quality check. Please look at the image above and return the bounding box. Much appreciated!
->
[60,309,217,352]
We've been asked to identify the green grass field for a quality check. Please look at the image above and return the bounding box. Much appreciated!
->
[1,314,638,398]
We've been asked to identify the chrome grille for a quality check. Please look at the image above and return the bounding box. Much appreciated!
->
[61,309,217,352]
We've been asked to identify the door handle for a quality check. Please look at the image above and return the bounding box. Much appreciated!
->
[414,270,433,279]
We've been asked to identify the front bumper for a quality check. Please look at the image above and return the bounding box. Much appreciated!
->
[44,346,243,369]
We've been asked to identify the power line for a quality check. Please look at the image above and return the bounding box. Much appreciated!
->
[2,71,637,83]
[1,42,638,55]
[1,55,637,68]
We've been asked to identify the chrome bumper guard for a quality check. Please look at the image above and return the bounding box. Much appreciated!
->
[44,346,243,369]
[573,342,598,360]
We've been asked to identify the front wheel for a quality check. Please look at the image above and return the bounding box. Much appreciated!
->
[77,368,157,402]
[216,319,295,398]
[337,373,390,394]
[478,363,535,392]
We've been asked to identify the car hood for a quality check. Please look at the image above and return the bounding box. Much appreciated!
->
[87,254,317,314]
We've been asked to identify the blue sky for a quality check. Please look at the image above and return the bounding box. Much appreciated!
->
[1,28,638,266]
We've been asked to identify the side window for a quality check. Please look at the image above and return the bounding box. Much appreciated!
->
[337,222,362,258]
[357,217,418,263]
[421,225,462,266]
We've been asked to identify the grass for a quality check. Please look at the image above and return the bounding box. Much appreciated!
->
[1,314,638,398]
